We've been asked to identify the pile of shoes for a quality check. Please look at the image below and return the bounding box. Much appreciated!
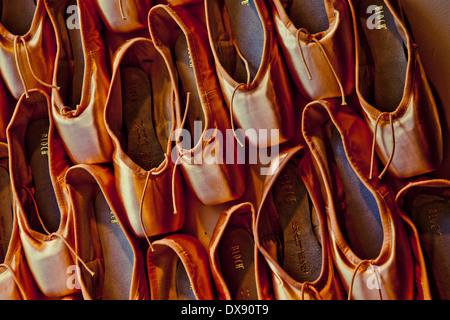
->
[0,0,447,300]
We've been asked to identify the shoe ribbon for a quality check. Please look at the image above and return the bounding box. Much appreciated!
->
[369,112,395,180]
[13,36,60,98]
[300,282,323,300]
[138,93,193,252]
[348,260,383,300]
[229,41,252,147]
[119,0,126,20]
[296,28,347,106]
[22,186,95,277]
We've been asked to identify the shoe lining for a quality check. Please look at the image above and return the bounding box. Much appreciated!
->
[174,32,205,148]
[358,0,407,112]
[65,0,85,108]
[0,0,37,36]
[121,66,165,171]
[176,259,197,300]
[408,192,450,300]
[272,160,322,283]
[328,124,383,260]
[217,223,258,300]
[0,167,13,262]
[25,118,61,234]
[213,0,264,84]
[94,191,134,300]
[285,0,330,34]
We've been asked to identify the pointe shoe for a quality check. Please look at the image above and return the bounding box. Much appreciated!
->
[0,0,57,100]
[45,0,113,165]
[204,0,296,147]
[148,4,245,206]
[0,142,40,300]
[7,89,92,298]
[271,0,354,103]
[396,179,450,300]
[348,0,443,179]
[94,0,154,34]
[255,145,346,300]
[147,234,215,300]
[104,37,184,239]
[209,202,263,300]
[302,99,418,300]
[64,163,150,300]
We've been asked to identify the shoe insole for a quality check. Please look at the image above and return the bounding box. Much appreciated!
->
[359,0,407,112]
[272,162,322,283]
[285,0,329,34]
[174,33,205,148]
[0,167,12,262]
[223,0,264,83]
[25,118,61,234]
[0,0,37,36]
[176,260,197,300]
[218,226,258,300]
[94,192,134,300]
[121,67,165,171]
[410,194,450,300]
[65,0,85,108]
[330,126,383,260]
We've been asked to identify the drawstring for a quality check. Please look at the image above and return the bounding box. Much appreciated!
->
[300,282,323,300]
[138,155,169,253]
[228,40,252,148]
[348,260,383,300]
[0,263,27,298]
[138,93,192,251]
[369,113,395,180]
[22,186,95,277]
[296,28,347,105]
[296,29,313,81]
[14,36,60,98]
[118,0,126,20]
[230,83,246,147]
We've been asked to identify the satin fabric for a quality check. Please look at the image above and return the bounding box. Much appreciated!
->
[7,89,80,298]
[271,0,354,102]
[255,145,346,300]
[0,142,41,300]
[349,0,443,179]
[64,163,150,300]
[94,0,154,34]
[0,0,56,100]
[46,0,114,165]
[147,234,215,300]
[104,37,185,239]
[149,4,246,206]
[204,0,296,147]
[395,179,450,300]
[302,99,418,300]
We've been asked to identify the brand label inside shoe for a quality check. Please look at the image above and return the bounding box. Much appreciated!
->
[367,5,387,30]
[133,119,153,168]
[128,82,139,102]
[40,133,49,156]
[427,209,443,236]
[109,209,119,225]
[291,221,310,274]
[239,288,252,300]
[187,47,193,69]
[279,174,297,202]
[279,173,310,274]
[241,0,250,6]
[230,245,245,270]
